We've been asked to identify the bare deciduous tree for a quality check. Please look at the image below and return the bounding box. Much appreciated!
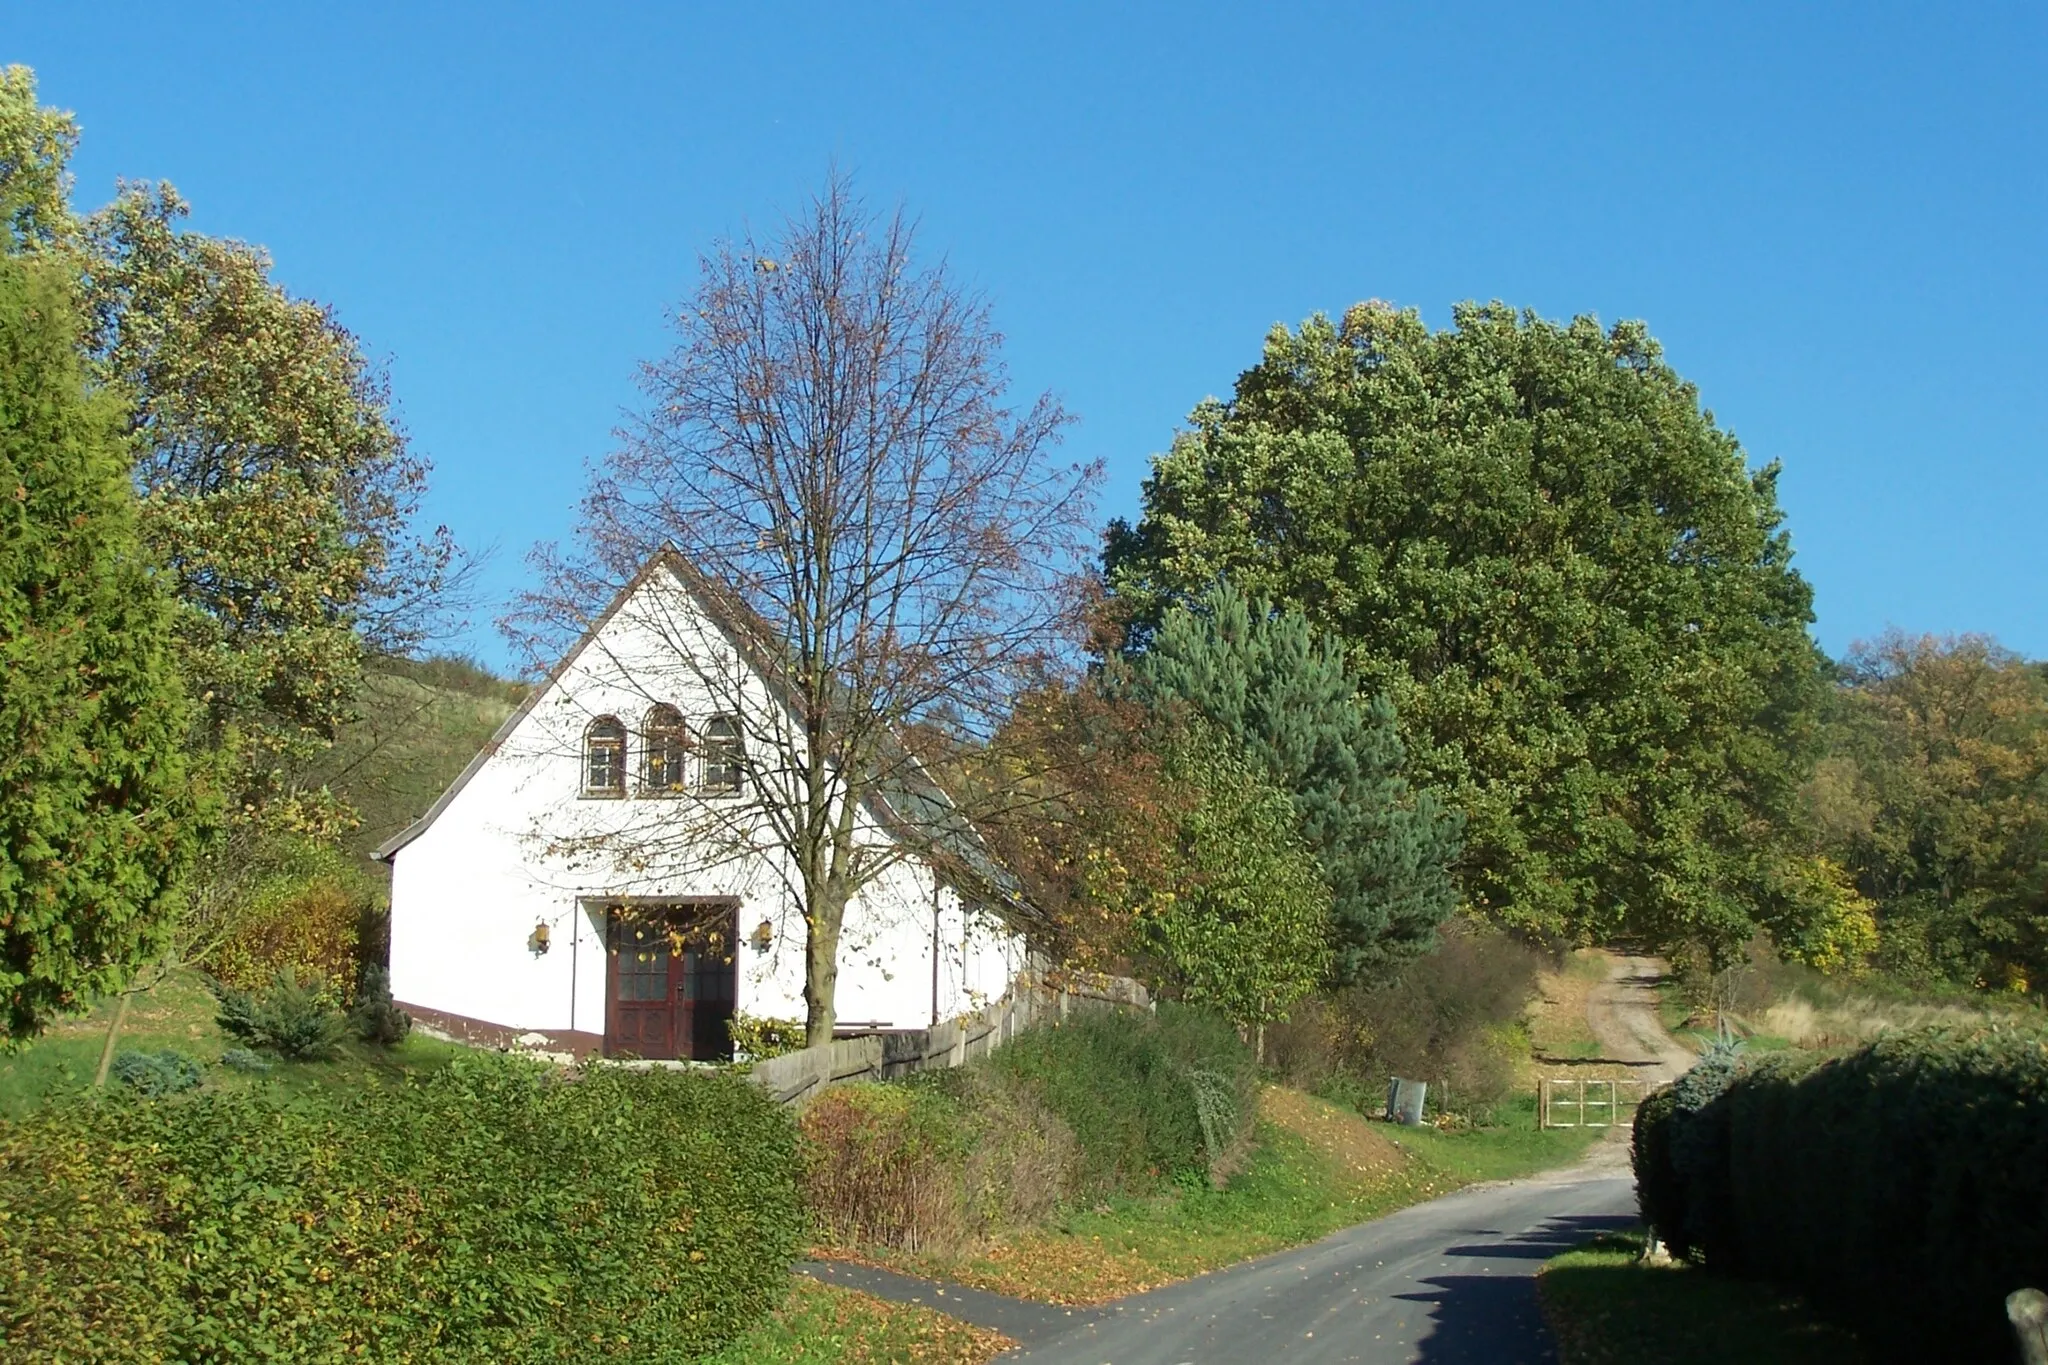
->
[512,176,1099,1044]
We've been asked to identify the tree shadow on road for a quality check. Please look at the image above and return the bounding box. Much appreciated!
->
[1396,1211,1637,1364]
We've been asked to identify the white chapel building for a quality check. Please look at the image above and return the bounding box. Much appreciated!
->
[377,550,1030,1061]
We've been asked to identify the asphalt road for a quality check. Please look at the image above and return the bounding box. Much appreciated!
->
[999,1169,1635,1365]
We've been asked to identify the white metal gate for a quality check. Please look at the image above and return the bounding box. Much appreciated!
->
[1539,1077,1642,1129]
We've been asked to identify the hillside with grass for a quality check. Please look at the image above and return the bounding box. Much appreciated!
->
[315,654,526,872]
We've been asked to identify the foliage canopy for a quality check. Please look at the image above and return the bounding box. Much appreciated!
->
[1134,730,1333,1029]
[1106,302,1826,958]
[1,65,455,843]
[1808,631,2048,989]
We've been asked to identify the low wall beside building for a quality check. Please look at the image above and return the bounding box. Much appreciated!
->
[747,969,1151,1106]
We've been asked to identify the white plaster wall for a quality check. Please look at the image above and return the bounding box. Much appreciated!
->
[387,562,1026,1043]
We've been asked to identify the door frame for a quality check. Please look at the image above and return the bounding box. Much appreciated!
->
[600,898,741,1061]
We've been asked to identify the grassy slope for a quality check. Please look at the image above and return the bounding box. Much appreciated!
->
[0,969,468,1120]
[1527,949,1616,1065]
[853,1085,1601,1304]
[1539,1232,1866,1365]
[1652,949,2046,1060]
[315,659,521,871]
[1379,1091,1601,1182]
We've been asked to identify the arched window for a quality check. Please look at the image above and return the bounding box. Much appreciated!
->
[703,715,744,794]
[584,716,626,795]
[642,704,690,794]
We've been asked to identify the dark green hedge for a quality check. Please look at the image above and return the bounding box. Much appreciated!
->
[0,1055,802,1362]
[1634,1027,2048,1362]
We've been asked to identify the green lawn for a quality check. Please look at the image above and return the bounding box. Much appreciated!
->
[1380,1092,1605,1183]
[1539,1231,1866,1365]
[0,969,469,1120]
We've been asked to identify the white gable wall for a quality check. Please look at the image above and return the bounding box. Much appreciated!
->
[387,563,1025,1044]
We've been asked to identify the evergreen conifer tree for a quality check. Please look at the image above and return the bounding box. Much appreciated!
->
[1115,583,1462,982]
[0,249,198,1039]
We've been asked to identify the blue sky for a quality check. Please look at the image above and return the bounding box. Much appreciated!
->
[11,3,2045,669]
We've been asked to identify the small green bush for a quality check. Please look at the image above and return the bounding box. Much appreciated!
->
[205,834,372,996]
[988,1002,1255,1194]
[1632,1036,1746,1262]
[801,1081,977,1253]
[0,1054,802,1362]
[347,964,411,1046]
[109,1048,204,1098]
[730,1013,806,1060]
[218,1047,273,1074]
[211,969,350,1060]
[1633,1024,2048,1362]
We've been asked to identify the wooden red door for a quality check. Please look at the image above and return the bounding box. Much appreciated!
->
[604,907,740,1061]
[606,916,680,1059]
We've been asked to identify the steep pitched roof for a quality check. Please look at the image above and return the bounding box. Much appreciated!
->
[373,550,1039,927]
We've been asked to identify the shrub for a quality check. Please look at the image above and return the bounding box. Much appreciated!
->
[800,1082,978,1254]
[988,1002,1255,1194]
[218,1047,273,1074]
[109,1048,204,1098]
[1631,1035,1745,1260]
[730,1013,806,1061]
[1267,920,1544,1115]
[803,1066,1076,1256]
[1664,1036,1745,1257]
[1632,1024,2048,1362]
[1630,1085,1683,1253]
[211,969,350,1060]
[205,838,372,999]
[347,964,411,1046]
[0,1054,802,1362]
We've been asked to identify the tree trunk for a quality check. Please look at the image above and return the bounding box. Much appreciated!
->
[802,892,847,1048]
[92,991,135,1089]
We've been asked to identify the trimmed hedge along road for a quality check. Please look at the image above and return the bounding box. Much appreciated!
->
[1634,1025,2048,1363]
[0,1055,803,1362]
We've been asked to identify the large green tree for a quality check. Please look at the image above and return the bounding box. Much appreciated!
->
[1113,582,1460,982]
[1106,302,1827,958]
[0,249,199,1039]
[84,184,451,832]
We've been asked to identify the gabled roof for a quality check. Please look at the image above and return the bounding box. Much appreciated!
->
[373,549,1039,926]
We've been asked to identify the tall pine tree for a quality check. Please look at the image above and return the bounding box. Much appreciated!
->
[1114,583,1462,982]
[0,250,198,1040]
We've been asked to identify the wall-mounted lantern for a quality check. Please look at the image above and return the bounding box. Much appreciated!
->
[749,919,774,952]
[528,921,551,957]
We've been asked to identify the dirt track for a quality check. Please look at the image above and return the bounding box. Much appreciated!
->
[1584,954,1696,1087]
